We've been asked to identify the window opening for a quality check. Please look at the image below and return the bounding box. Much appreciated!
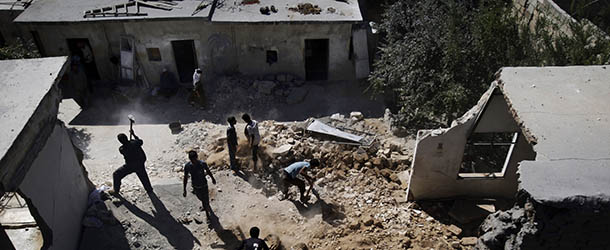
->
[459,132,519,178]
[266,50,277,65]
[147,48,161,61]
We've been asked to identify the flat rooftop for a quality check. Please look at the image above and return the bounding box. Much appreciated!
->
[14,0,212,22]
[15,0,361,23]
[211,0,362,23]
[0,1,26,11]
[499,65,610,204]
[0,57,67,167]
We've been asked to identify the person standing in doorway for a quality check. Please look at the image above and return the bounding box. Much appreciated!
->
[110,130,153,196]
[183,151,217,219]
[227,116,239,172]
[242,114,261,168]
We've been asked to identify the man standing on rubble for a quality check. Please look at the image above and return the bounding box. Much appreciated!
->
[111,130,153,196]
[279,159,319,202]
[242,114,261,168]
[227,116,238,172]
[183,151,217,218]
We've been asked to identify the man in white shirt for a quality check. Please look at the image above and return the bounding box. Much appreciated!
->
[242,113,261,168]
[189,68,205,107]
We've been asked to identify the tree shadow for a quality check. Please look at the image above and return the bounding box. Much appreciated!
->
[119,192,200,250]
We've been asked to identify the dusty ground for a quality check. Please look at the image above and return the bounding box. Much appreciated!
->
[60,77,481,250]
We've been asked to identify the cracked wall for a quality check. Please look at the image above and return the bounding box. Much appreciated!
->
[407,84,536,200]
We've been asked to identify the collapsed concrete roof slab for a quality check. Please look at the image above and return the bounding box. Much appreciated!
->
[408,65,609,201]
[518,160,610,208]
[211,0,362,23]
[14,0,213,22]
[498,66,610,162]
[0,57,69,191]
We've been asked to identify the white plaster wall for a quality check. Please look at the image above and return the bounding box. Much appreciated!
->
[19,22,125,82]
[19,123,90,250]
[408,93,536,200]
[23,20,357,86]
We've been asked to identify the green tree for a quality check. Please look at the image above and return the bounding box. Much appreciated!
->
[370,0,610,128]
[0,38,41,60]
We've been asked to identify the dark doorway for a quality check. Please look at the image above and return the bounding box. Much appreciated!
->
[171,40,198,83]
[305,39,329,81]
[67,38,100,80]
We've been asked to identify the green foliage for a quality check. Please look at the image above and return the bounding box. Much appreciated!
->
[370,0,610,128]
[0,38,41,60]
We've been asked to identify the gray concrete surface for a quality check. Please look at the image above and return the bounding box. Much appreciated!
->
[500,66,610,162]
[518,160,610,206]
[0,57,69,190]
[0,57,67,162]
[15,0,211,22]
[211,0,362,22]
[19,123,91,250]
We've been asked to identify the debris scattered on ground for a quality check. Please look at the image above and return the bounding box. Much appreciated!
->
[289,3,321,15]
[241,0,259,5]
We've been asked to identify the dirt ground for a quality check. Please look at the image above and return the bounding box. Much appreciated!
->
[60,78,480,250]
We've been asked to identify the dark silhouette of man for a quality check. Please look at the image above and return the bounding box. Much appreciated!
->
[111,130,153,195]
[238,227,269,250]
[183,150,216,219]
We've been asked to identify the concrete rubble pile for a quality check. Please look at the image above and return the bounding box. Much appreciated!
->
[169,113,480,249]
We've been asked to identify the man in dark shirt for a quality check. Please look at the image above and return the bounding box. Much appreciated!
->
[111,130,153,195]
[238,227,269,250]
[227,116,238,172]
[183,151,216,218]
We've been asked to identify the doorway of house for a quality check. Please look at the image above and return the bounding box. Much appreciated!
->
[305,39,329,81]
[66,38,100,81]
[171,40,198,83]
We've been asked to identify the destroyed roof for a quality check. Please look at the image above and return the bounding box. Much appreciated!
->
[14,0,213,22]
[14,0,361,23]
[0,57,68,189]
[498,65,610,204]
[0,0,27,11]
[211,0,362,23]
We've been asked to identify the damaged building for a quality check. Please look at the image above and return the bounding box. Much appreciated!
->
[13,0,369,88]
[0,0,28,46]
[0,57,93,250]
[408,65,610,248]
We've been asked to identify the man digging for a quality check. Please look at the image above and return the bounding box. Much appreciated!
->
[183,150,217,220]
[279,159,319,202]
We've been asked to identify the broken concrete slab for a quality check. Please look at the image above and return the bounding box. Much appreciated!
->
[518,160,610,208]
[306,120,363,143]
[0,207,36,227]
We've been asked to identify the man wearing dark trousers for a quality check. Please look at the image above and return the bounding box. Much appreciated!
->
[227,116,238,172]
[111,130,153,196]
[183,151,217,219]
